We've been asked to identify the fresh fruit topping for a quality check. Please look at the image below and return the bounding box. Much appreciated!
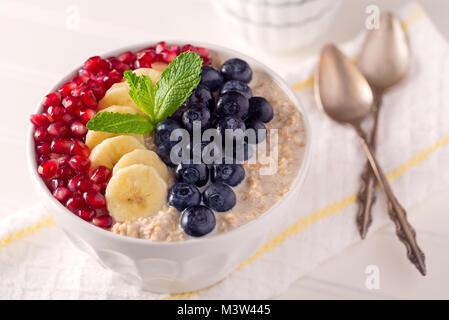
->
[175,163,209,187]
[31,113,51,128]
[245,119,267,144]
[84,56,110,73]
[216,92,249,119]
[200,65,223,92]
[188,84,214,109]
[34,127,50,142]
[68,155,90,174]
[47,121,69,137]
[62,96,82,114]
[70,139,90,157]
[38,159,58,179]
[76,208,96,221]
[42,92,62,108]
[248,97,274,123]
[220,80,253,99]
[113,149,170,182]
[203,182,237,212]
[50,139,71,154]
[154,119,182,147]
[182,104,211,131]
[89,166,112,184]
[92,215,113,228]
[70,121,87,137]
[216,116,246,141]
[180,205,216,237]
[211,163,245,186]
[221,58,253,83]
[105,164,167,222]
[83,191,106,208]
[167,182,201,212]
[46,106,65,121]
[65,193,86,212]
[53,187,71,202]
[89,135,145,169]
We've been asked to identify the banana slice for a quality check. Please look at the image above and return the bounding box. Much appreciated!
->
[113,149,170,182]
[133,68,162,85]
[85,105,145,150]
[98,68,162,110]
[151,62,169,72]
[106,164,167,222]
[89,135,145,169]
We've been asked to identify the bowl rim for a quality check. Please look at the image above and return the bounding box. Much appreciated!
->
[26,41,312,248]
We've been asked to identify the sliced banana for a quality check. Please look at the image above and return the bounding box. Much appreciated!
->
[85,105,145,150]
[89,135,145,169]
[98,68,162,110]
[106,164,168,222]
[151,62,168,72]
[113,149,170,182]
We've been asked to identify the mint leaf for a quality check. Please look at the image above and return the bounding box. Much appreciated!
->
[86,112,154,134]
[124,70,156,120]
[154,51,202,122]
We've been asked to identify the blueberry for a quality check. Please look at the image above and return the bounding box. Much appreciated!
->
[221,58,253,83]
[245,119,267,144]
[188,84,214,109]
[188,139,223,165]
[248,97,274,123]
[176,163,209,187]
[220,80,253,99]
[180,205,216,237]
[170,101,190,122]
[203,182,237,212]
[216,92,249,119]
[211,163,245,186]
[154,119,182,147]
[216,116,246,141]
[200,65,223,92]
[157,142,189,167]
[182,103,211,131]
[168,182,201,212]
[233,141,254,163]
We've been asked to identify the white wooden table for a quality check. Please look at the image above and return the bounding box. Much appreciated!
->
[1,0,448,299]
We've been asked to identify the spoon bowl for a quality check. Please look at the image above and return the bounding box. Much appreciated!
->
[315,44,374,125]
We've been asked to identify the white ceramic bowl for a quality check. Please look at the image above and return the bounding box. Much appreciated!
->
[27,42,311,294]
[212,0,342,53]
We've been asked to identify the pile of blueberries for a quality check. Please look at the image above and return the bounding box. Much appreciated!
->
[153,58,274,237]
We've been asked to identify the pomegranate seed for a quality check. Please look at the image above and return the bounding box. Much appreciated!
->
[70,84,87,97]
[62,96,82,114]
[65,193,85,212]
[103,70,122,89]
[30,114,51,128]
[93,215,112,228]
[86,79,105,100]
[46,106,65,121]
[79,108,96,124]
[161,51,178,63]
[84,56,110,73]
[36,142,51,155]
[42,92,62,108]
[38,159,58,178]
[53,187,71,202]
[76,208,96,221]
[80,89,97,109]
[67,174,85,192]
[70,121,87,137]
[38,154,50,163]
[62,112,77,125]
[89,166,111,184]
[50,178,65,191]
[77,177,93,192]
[112,61,129,74]
[118,51,135,64]
[89,182,102,193]
[70,140,90,157]
[58,82,77,97]
[34,127,50,142]
[57,165,74,179]
[47,121,68,137]
[50,139,72,154]
[83,191,106,208]
[78,69,95,79]
[73,75,90,85]
[56,155,70,166]
[155,41,167,53]
[68,155,90,174]
[135,50,159,68]
[95,207,109,216]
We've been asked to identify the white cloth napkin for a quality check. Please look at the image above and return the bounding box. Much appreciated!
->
[1,2,449,300]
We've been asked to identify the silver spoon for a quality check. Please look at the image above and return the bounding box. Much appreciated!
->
[315,44,426,276]
[356,12,411,239]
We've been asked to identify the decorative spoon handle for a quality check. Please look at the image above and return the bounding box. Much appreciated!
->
[354,125,427,276]
[356,95,382,239]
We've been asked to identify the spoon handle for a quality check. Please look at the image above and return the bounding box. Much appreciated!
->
[356,95,382,239]
[354,126,427,276]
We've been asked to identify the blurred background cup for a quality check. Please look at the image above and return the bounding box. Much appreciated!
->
[212,0,342,53]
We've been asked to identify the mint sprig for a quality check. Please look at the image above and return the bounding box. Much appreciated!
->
[86,51,203,134]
